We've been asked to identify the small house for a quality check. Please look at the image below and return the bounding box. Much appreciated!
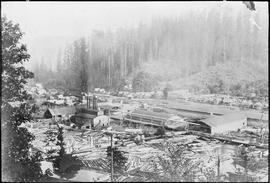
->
[44,108,55,119]
[200,112,247,134]
[75,112,110,129]
[48,89,58,95]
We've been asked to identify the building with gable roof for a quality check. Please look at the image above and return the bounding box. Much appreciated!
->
[200,112,247,134]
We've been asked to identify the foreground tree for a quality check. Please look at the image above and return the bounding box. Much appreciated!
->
[1,16,43,181]
[126,142,201,182]
[106,146,128,181]
[229,146,268,182]
[197,146,269,182]
[45,124,82,180]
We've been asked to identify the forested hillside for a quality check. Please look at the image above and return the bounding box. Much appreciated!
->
[33,3,268,96]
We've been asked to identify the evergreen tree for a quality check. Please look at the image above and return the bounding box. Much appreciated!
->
[163,83,172,100]
[1,16,43,181]
[56,126,65,157]
[106,146,128,179]
[78,38,89,93]
[50,125,82,179]
[154,126,166,137]
[43,130,58,157]
[32,3,268,98]
[128,142,201,182]
[229,146,268,182]
[56,49,62,73]
[132,71,158,92]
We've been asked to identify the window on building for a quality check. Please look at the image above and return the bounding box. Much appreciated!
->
[152,120,162,124]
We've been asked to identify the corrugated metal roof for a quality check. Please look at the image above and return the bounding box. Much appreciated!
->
[201,112,247,127]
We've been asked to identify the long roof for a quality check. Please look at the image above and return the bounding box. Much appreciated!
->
[168,101,268,121]
[130,109,174,120]
[201,112,247,127]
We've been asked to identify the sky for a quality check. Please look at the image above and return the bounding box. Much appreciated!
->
[1,1,250,70]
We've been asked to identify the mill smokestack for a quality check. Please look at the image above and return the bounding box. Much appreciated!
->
[86,95,91,109]
[86,96,88,108]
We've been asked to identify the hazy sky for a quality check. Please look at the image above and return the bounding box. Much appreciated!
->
[1,2,221,38]
[1,1,248,70]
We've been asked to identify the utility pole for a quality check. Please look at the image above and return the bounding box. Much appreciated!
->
[217,154,220,180]
[108,108,111,125]
[110,133,114,182]
[104,130,125,182]
[121,111,124,126]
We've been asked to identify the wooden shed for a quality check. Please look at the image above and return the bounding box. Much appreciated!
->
[43,107,76,120]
